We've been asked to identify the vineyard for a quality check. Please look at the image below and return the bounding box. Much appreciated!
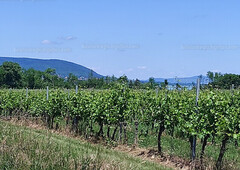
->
[0,85,240,169]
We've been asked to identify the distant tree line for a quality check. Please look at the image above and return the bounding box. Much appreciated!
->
[0,61,167,89]
[207,71,240,89]
[3,62,239,90]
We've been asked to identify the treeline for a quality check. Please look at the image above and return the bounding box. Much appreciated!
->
[0,61,163,89]
[4,61,240,90]
[207,71,240,89]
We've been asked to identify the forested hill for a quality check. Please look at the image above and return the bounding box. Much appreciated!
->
[0,57,103,78]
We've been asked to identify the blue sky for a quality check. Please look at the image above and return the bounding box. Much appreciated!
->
[1,0,240,79]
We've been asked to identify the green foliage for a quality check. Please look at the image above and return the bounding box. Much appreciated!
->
[0,62,22,88]
[1,88,240,141]
[207,71,240,89]
[1,87,240,168]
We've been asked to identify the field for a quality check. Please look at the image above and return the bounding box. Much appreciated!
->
[0,86,240,169]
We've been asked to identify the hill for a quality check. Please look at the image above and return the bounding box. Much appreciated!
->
[0,57,103,78]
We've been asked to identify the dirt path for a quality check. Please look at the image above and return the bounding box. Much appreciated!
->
[114,145,190,170]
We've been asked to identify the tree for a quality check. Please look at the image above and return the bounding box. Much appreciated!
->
[160,79,168,89]
[164,79,168,86]
[42,68,57,87]
[207,71,222,83]
[148,77,156,89]
[0,62,22,88]
[105,76,111,84]
[206,71,240,89]
[129,80,133,88]
[176,83,181,90]
[67,73,78,88]
[212,74,240,89]
[45,68,56,75]
[118,75,128,84]
[134,79,141,88]
[23,68,43,89]
[111,75,117,82]
[207,71,214,82]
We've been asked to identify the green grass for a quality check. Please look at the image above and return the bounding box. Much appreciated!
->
[3,118,239,169]
[125,123,240,169]
[0,120,171,170]
[99,122,240,169]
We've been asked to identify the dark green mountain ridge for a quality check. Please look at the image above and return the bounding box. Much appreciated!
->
[0,57,103,78]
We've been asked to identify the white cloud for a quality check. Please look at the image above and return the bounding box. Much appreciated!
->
[66,36,77,40]
[137,66,147,70]
[41,36,77,45]
[60,36,77,41]
[41,40,61,45]
[41,40,52,44]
